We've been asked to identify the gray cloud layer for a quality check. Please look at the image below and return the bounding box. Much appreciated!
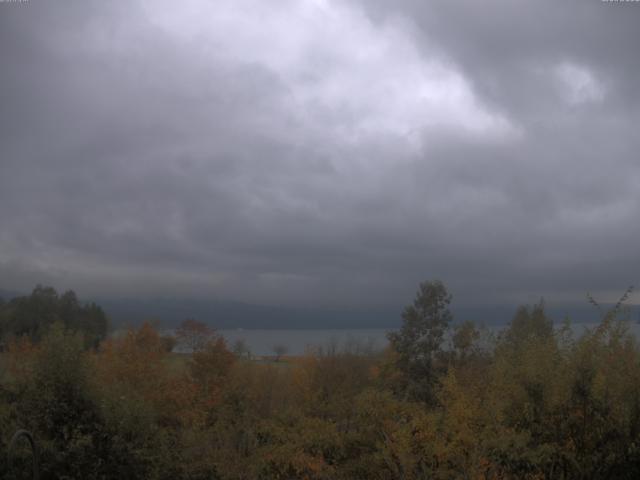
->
[1,0,640,310]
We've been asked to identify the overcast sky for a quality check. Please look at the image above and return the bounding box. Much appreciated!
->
[1,0,640,310]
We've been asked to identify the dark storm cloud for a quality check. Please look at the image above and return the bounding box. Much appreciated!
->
[1,0,640,311]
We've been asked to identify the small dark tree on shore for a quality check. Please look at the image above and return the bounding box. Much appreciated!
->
[273,344,288,362]
[233,338,251,359]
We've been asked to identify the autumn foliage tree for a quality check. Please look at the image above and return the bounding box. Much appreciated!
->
[175,318,216,353]
[189,336,235,412]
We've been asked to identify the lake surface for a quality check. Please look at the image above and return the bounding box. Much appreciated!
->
[217,321,640,356]
[218,328,390,356]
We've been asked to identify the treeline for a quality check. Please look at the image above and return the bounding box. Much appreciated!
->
[0,285,108,348]
[1,282,640,479]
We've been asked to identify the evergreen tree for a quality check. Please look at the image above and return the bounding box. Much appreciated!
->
[387,280,452,403]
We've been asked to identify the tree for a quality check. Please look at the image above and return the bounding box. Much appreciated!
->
[387,280,452,403]
[0,285,108,346]
[175,318,215,353]
[93,322,196,478]
[2,285,60,341]
[78,301,109,349]
[451,320,481,362]
[233,338,251,359]
[503,300,553,347]
[159,334,177,352]
[273,344,288,362]
[189,337,235,411]
[14,323,105,478]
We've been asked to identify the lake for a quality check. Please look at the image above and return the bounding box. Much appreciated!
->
[217,328,390,356]
[216,321,640,356]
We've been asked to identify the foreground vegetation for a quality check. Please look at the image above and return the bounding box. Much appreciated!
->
[1,283,640,479]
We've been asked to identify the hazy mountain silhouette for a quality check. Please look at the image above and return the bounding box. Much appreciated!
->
[97,297,610,330]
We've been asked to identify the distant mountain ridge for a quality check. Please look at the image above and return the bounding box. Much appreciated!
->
[1,286,627,329]
[96,297,612,330]
[96,297,401,330]
[0,288,23,301]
